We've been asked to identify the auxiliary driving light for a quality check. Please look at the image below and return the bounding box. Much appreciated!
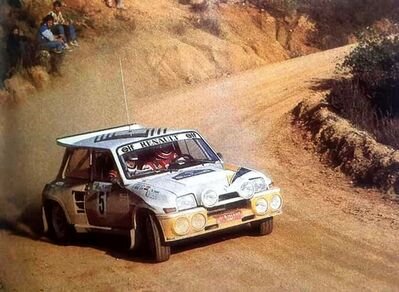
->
[270,195,282,210]
[173,217,190,235]
[255,198,268,215]
[191,213,206,231]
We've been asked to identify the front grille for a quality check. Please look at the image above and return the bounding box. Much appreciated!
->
[219,192,240,201]
[207,199,249,215]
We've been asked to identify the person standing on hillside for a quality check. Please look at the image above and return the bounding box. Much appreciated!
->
[7,26,28,73]
[49,1,79,48]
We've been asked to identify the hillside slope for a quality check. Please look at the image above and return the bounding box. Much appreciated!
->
[2,0,320,97]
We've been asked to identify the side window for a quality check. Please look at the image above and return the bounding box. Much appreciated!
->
[64,149,90,180]
[93,151,117,182]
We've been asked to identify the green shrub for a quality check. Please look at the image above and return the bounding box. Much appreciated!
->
[339,32,399,117]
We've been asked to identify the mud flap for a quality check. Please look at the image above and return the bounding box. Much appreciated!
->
[42,206,49,233]
[129,228,136,250]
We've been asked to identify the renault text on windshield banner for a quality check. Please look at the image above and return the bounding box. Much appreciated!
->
[117,132,199,155]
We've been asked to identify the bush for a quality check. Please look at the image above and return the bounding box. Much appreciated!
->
[339,32,399,117]
[249,0,299,13]
[191,0,209,13]
[193,14,222,36]
[327,32,399,148]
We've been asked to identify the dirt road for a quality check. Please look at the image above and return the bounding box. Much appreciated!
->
[1,45,398,291]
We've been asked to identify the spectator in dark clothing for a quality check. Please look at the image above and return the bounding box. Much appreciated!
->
[6,26,27,71]
[37,15,65,53]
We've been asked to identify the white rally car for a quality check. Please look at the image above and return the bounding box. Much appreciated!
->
[42,124,283,262]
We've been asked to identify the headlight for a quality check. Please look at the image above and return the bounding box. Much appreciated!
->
[255,198,268,215]
[270,195,282,210]
[201,189,218,207]
[191,213,206,231]
[173,217,190,235]
[176,194,197,211]
[239,181,255,199]
[252,177,266,193]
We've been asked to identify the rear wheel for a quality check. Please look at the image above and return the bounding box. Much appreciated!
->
[252,217,273,235]
[145,213,170,262]
[49,203,74,244]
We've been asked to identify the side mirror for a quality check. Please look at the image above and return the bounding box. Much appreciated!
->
[217,152,223,160]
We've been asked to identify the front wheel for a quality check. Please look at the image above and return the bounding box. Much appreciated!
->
[251,217,273,235]
[49,203,74,244]
[145,213,170,262]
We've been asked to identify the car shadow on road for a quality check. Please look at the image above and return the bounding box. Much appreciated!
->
[1,211,261,264]
[65,223,258,263]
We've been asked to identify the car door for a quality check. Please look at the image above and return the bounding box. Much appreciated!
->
[84,150,131,229]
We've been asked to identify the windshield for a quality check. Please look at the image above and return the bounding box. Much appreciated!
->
[117,132,219,179]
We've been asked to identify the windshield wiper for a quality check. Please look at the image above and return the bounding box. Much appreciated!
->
[194,159,216,164]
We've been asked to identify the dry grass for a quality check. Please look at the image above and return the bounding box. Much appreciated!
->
[193,14,222,37]
[327,78,399,149]
[191,0,209,13]
[171,21,188,36]
[19,0,53,25]
[293,96,399,196]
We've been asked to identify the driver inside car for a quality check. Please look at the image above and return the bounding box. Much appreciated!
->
[124,152,159,176]
[153,145,178,169]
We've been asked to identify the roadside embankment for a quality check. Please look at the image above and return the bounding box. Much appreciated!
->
[293,95,399,200]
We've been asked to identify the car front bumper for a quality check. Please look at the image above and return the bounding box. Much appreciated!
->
[157,188,282,242]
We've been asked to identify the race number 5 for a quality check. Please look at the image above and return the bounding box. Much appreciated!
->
[98,192,107,215]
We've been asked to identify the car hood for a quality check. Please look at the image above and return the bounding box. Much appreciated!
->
[126,163,271,209]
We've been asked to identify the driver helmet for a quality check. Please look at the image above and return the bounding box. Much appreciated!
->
[126,153,138,169]
[155,145,175,160]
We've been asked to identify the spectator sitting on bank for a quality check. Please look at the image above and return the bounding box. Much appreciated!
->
[6,25,28,74]
[49,1,79,48]
[37,15,65,54]
[106,0,126,9]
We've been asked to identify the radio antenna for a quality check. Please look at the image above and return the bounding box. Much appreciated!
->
[119,57,132,132]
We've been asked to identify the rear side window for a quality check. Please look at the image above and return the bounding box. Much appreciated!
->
[93,151,117,182]
[64,149,90,180]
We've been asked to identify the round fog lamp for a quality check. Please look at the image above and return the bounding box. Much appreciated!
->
[191,213,206,231]
[270,195,282,210]
[173,217,190,235]
[255,198,268,215]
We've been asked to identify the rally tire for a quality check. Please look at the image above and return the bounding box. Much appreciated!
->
[145,213,170,262]
[252,217,273,236]
[49,203,74,244]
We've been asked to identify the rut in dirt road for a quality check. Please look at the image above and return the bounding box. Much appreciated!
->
[0,45,398,291]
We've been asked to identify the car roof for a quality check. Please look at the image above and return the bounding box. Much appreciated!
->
[56,124,194,151]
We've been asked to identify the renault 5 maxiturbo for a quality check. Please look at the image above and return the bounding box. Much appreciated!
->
[42,124,283,262]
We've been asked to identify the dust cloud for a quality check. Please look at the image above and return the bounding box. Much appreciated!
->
[0,51,131,235]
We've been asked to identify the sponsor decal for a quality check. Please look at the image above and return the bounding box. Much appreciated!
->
[117,132,199,155]
[139,135,179,148]
[132,183,167,201]
[173,169,214,180]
